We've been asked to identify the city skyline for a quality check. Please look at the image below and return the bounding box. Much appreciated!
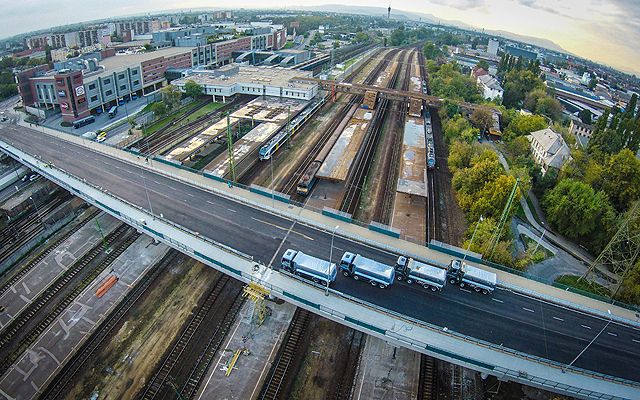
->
[2,0,638,76]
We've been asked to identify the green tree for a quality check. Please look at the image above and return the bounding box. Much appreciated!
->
[183,80,204,99]
[390,26,405,46]
[588,78,598,90]
[470,107,493,134]
[503,114,547,142]
[578,109,592,125]
[602,149,640,213]
[475,59,489,71]
[544,178,609,239]
[502,69,545,109]
[150,101,167,118]
[423,42,443,60]
[161,85,182,110]
[535,97,562,121]
[448,138,480,173]
[333,40,340,49]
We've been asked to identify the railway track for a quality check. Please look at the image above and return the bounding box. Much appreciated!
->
[417,354,437,399]
[139,274,245,400]
[333,329,366,400]
[0,224,138,376]
[178,281,246,399]
[340,50,405,216]
[39,249,179,400]
[378,50,417,224]
[0,191,74,264]
[0,208,100,298]
[259,307,311,400]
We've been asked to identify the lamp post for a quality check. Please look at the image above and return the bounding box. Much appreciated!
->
[532,225,546,257]
[463,215,483,261]
[563,310,612,373]
[327,225,339,296]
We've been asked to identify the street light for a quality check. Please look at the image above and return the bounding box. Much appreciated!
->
[532,226,546,256]
[463,215,483,261]
[563,309,612,373]
[327,225,339,296]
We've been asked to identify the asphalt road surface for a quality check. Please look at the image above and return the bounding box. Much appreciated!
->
[1,124,639,383]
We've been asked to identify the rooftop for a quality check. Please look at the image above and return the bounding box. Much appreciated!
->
[173,65,315,90]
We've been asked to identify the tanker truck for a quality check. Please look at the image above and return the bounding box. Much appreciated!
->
[339,252,395,289]
[281,249,337,286]
[447,259,497,294]
[394,256,446,291]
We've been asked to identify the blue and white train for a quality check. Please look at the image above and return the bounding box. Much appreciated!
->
[259,97,325,161]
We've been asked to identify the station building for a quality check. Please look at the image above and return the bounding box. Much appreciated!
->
[171,64,319,103]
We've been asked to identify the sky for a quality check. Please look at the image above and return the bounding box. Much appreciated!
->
[1,0,638,76]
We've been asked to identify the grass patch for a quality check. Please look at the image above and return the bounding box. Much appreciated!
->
[515,202,527,220]
[555,275,610,296]
[189,102,224,119]
[144,101,204,135]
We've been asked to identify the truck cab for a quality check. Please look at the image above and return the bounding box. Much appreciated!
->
[281,249,297,271]
[447,259,465,284]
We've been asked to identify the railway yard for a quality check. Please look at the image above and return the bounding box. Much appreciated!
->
[0,45,570,400]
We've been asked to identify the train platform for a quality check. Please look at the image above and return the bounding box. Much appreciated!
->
[317,108,373,181]
[163,116,240,164]
[195,299,297,400]
[396,117,427,197]
[0,234,169,400]
[204,122,280,178]
[0,211,121,332]
[231,97,307,124]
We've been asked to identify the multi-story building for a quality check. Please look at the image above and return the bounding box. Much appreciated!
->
[527,128,572,175]
[569,120,595,148]
[16,47,192,123]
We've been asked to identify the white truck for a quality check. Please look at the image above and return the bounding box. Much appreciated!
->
[447,259,497,294]
[281,249,337,286]
[339,252,395,289]
[394,256,446,291]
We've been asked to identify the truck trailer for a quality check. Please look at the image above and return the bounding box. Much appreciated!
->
[281,249,337,286]
[447,259,496,294]
[395,256,446,291]
[339,252,395,288]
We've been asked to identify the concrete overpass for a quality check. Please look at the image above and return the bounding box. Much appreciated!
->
[0,124,638,400]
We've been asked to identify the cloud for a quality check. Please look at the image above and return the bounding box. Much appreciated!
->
[511,0,574,19]
[429,0,486,11]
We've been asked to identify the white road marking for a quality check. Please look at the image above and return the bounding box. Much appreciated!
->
[187,193,195,197]
[582,325,592,330]
[523,308,535,313]
[553,316,564,321]
[632,339,640,344]
[492,298,504,303]
[460,288,472,293]
[227,209,236,213]
[607,332,617,337]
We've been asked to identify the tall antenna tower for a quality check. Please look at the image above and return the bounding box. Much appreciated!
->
[388,5,391,19]
[579,200,640,297]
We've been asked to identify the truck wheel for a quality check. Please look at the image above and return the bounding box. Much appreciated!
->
[406,279,413,284]
[379,283,387,289]
[482,289,489,295]
[313,278,319,283]
[459,282,465,288]
[396,275,404,281]
[343,271,350,277]
[474,287,481,293]
[353,275,359,281]
[370,280,377,286]
[449,278,457,285]
[430,285,437,292]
